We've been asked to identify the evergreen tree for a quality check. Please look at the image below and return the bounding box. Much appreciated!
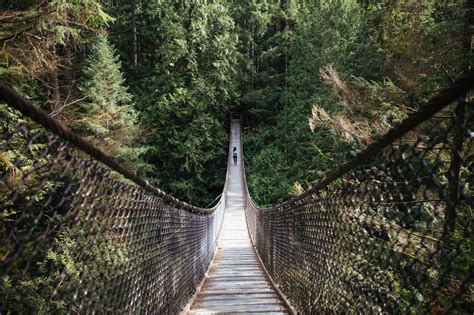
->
[242,0,472,205]
[0,0,113,113]
[134,0,240,205]
[77,34,151,174]
[1,0,471,208]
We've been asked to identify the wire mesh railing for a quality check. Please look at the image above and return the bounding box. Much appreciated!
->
[0,84,228,314]
[243,71,473,313]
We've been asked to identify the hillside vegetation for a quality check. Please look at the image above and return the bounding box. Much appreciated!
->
[1,0,472,206]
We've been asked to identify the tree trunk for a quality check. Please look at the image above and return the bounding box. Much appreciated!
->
[444,98,466,235]
[444,1,474,234]
[49,70,60,114]
[131,0,138,69]
[462,0,473,70]
[64,45,72,81]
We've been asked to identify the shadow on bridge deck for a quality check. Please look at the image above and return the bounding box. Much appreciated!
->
[184,120,289,315]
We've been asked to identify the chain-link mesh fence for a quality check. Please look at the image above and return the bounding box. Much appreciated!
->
[0,85,227,314]
[1,73,473,314]
[244,74,473,313]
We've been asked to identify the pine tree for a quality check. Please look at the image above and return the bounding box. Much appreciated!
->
[77,34,151,174]
[133,0,240,205]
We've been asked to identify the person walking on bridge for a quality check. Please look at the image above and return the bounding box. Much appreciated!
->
[233,146,238,165]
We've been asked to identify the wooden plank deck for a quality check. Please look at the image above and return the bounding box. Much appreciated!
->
[186,121,289,315]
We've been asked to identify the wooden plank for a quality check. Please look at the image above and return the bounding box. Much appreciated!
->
[197,293,279,302]
[200,287,277,295]
[201,280,275,287]
[211,262,259,265]
[210,266,262,270]
[189,311,288,315]
[200,279,272,286]
[205,276,266,281]
[203,283,271,289]
[208,269,264,274]
[215,257,258,260]
[208,271,264,276]
[209,270,262,274]
[197,290,279,297]
[189,304,288,313]
[194,298,284,308]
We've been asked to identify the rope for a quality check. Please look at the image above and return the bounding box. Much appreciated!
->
[0,83,213,215]
[276,70,474,209]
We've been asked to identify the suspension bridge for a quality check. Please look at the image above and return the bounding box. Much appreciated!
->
[0,71,473,314]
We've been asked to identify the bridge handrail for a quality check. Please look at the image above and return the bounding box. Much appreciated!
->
[0,84,232,313]
[248,70,474,212]
[242,71,473,313]
[0,83,217,215]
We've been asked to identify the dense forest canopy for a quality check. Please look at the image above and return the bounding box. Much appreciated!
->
[1,0,472,206]
[1,1,472,313]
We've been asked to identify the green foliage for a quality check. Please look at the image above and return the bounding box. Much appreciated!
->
[80,35,131,112]
[246,146,289,207]
[132,0,240,205]
[1,224,129,313]
[240,0,369,204]
[76,34,152,175]
[239,0,471,206]
[0,108,132,312]
[0,0,112,81]
[1,0,472,310]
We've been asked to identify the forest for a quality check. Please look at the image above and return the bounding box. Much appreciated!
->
[1,0,471,206]
[0,0,472,313]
